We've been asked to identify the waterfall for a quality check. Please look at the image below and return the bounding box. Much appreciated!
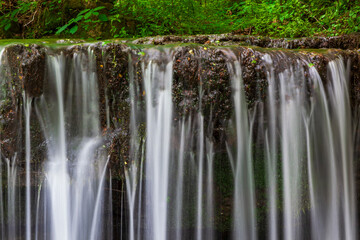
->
[259,53,357,240]
[279,65,307,240]
[143,49,173,240]
[305,58,356,240]
[196,114,205,240]
[263,54,278,240]
[33,48,109,240]
[126,52,145,240]
[0,43,358,240]
[0,46,6,239]
[174,120,186,240]
[24,94,32,240]
[5,155,18,240]
[225,55,257,240]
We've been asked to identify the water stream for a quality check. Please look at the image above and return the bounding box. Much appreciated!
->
[0,44,358,240]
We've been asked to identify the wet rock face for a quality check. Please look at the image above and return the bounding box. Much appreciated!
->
[6,44,45,98]
[0,97,22,160]
[236,47,267,107]
[92,43,131,178]
[92,43,130,130]
[173,46,232,145]
[344,51,360,106]
[0,46,24,161]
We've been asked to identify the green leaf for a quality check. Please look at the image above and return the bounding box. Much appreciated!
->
[56,24,70,35]
[308,63,315,68]
[84,11,93,19]
[69,25,78,34]
[73,15,84,23]
[11,9,20,18]
[78,9,90,16]
[98,14,108,22]
[4,23,11,31]
[93,6,106,11]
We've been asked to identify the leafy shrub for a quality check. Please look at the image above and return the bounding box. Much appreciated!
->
[230,0,360,38]
[55,6,108,35]
[0,0,359,39]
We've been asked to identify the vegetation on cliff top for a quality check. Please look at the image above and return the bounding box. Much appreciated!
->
[0,0,359,39]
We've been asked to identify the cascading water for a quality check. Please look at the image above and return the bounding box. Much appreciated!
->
[226,52,257,240]
[5,154,18,240]
[24,94,32,240]
[0,46,6,239]
[306,58,356,240]
[143,49,173,240]
[0,47,21,240]
[0,43,358,240]
[263,54,278,240]
[279,63,307,240]
[125,48,217,240]
[0,46,111,239]
[36,49,109,240]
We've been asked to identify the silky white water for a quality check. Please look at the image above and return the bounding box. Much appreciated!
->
[0,47,6,240]
[224,52,257,240]
[260,52,357,240]
[263,54,278,240]
[126,49,216,240]
[143,49,173,240]
[33,49,109,240]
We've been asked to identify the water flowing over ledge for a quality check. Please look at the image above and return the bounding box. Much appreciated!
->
[0,42,359,240]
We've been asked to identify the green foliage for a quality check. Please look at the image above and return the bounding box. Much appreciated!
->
[0,0,62,38]
[0,1,38,33]
[230,0,360,37]
[0,0,359,39]
[108,0,233,38]
[55,6,106,35]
